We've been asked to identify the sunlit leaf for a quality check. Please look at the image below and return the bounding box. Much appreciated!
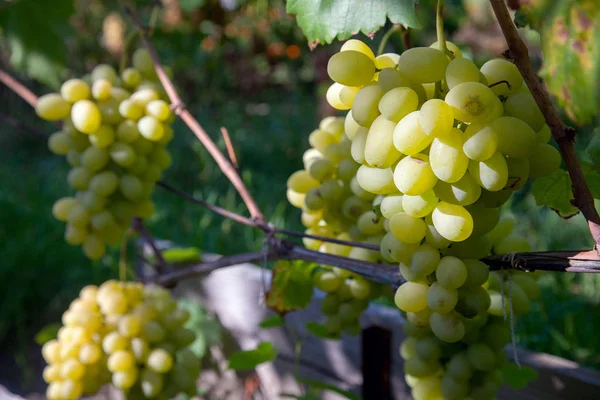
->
[35,323,61,345]
[267,260,317,313]
[228,342,278,370]
[531,169,579,217]
[259,314,285,328]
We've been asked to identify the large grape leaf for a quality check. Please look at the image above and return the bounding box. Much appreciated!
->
[266,260,316,313]
[0,0,74,88]
[286,0,421,45]
[520,0,600,125]
[227,342,278,370]
[531,169,579,217]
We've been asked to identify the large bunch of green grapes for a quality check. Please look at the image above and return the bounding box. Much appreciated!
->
[42,280,200,400]
[286,115,393,337]
[324,39,554,399]
[36,49,174,260]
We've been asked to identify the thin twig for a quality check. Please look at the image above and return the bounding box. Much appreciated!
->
[273,227,380,250]
[436,0,448,55]
[489,0,600,250]
[124,5,265,223]
[131,217,168,274]
[220,127,239,168]
[377,25,402,56]
[0,69,38,108]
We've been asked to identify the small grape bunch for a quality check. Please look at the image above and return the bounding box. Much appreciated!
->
[41,280,201,400]
[36,49,175,260]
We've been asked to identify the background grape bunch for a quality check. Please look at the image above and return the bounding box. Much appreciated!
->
[41,280,200,400]
[285,38,558,399]
[36,49,174,260]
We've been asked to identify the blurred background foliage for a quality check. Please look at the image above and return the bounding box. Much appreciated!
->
[0,0,599,393]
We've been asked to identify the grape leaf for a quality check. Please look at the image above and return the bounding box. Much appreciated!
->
[161,247,202,264]
[259,314,285,328]
[227,342,278,370]
[34,323,61,345]
[266,260,317,313]
[0,0,74,88]
[179,0,208,12]
[286,0,421,45]
[520,0,600,125]
[585,129,600,161]
[531,169,579,217]
[305,322,339,340]
[502,363,538,389]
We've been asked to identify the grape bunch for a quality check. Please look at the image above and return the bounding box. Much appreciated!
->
[36,49,174,260]
[319,39,556,399]
[286,116,392,337]
[41,280,200,400]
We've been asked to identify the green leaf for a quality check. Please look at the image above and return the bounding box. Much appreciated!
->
[581,162,600,199]
[259,314,285,328]
[305,322,339,340]
[179,0,208,11]
[0,0,74,88]
[297,377,360,400]
[34,323,61,345]
[521,0,600,124]
[286,0,420,45]
[501,363,538,389]
[267,260,317,313]
[161,247,202,264]
[514,10,529,28]
[531,169,579,217]
[585,129,600,161]
[228,342,278,370]
[178,298,222,358]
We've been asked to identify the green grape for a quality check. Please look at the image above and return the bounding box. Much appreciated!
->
[81,146,109,172]
[48,131,73,155]
[36,93,71,121]
[467,343,496,371]
[380,232,418,263]
[324,315,342,335]
[90,210,116,232]
[61,379,84,400]
[446,351,473,380]
[326,83,351,110]
[110,142,136,167]
[501,281,531,316]
[348,277,371,299]
[138,116,165,141]
[504,91,545,131]
[462,259,490,287]
[424,216,452,249]
[393,111,433,155]
[418,99,454,138]
[441,374,470,400]
[389,212,426,243]
[412,245,442,281]
[364,115,401,167]
[491,116,536,158]
[404,356,441,378]
[146,100,172,122]
[428,282,458,313]
[131,48,154,75]
[380,195,404,219]
[66,150,82,166]
[117,120,141,143]
[433,174,481,206]
[308,159,333,181]
[158,125,174,145]
[397,47,449,84]
[468,152,508,191]
[83,234,105,260]
[119,174,144,201]
[377,68,411,93]
[431,202,473,242]
[394,282,429,312]
[436,256,467,289]
[445,235,492,259]
[78,342,102,365]
[141,368,164,398]
[65,224,87,245]
[53,197,78,222]
[378,87,419,122]
[337,159,360,181]
[287,189,305,208]
[402,190,438,218]
[341,39,375,59]
[430,40,462,57]
[71,100,102,134]
[393,154,438,195]
[350,128,368,164]
[89,124,115,149]
[171,327,196,348]
[80,191,105,213]
[91,64,118,84]
[505,157,530,190]
[43,365,61,383]
[455,286,490,318]
[60,358,85,380]
[408,310,433,331]
[121,68,142,88]
[344,111,362,140]
[339,303,358,323]
[145,165,163,182]
[338,85,361,108]
[89,171,119,196]
[309,129,337,152]
[356,210,383,234]
[480,58,523,96]
[374,53,400,69]
[466,201,499,236]
[479,188,511,208]
[414,336,442,361]
[327,50,375,86]
[486,216,515,244]
[61,79,91,103]
[487,291,509,317]
[462,123,498,161]
[314,271,342,292]
[512,274,541,300]
[536,124,551,143]
[131,88,160,108]
[323,142,348,165]
[112,368,139,389]
[356,165,396,194]
[429,128,469,183]
[118,99,144,120]
[444,82,502,124]
[68,166,93,190]
[92,79,112,101]
[321,293,341,315]
[97,97,124,125]
[445,57,479,89]
[481,320,510,349]
[107,350,135,372]
[400,337,417,360]
[429,311,464,343]
[319,179,343,202]
[67,203,90,227]
[351,84,383,126]
[528,143,561,178]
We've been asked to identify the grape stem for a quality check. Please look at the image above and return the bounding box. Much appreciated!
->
[0,69,38,108]
[436,0,448,56]
[377,25,404,56]
[488,80,511,90]
[131,217,168,274]
[220,127,239,169]
[489,0,600,251]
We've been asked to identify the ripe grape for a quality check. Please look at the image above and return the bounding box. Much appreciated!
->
[327,50,375,87]
[397,47,449,84]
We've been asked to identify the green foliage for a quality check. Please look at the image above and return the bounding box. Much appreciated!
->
[0,0,74,88]
[179,0,208,12]
[161,247,203,264]
[531,169,579,217]
[267,260,317,313]
[178,298,222,358]
[286,0,420,44]
[34,323,61,345]
[521,0,600,124]
[227,341,279,370]
[305,322,338,339]
[502,363,538,389]
[259,314,286,328]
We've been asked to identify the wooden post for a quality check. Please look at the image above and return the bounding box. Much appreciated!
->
[361,326,394,400]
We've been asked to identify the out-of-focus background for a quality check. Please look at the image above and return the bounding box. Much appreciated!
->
[1,0,599,396]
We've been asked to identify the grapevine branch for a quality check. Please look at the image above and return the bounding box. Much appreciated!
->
[0,69,37,108]
[489,0,600,250]
[131,217,168,274]
[220,127,239,169]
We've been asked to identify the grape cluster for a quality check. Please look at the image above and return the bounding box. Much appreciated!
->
[318,39,556,399]
[41,280,200,400]
[287,116,391,337]
[36,49,174,260]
